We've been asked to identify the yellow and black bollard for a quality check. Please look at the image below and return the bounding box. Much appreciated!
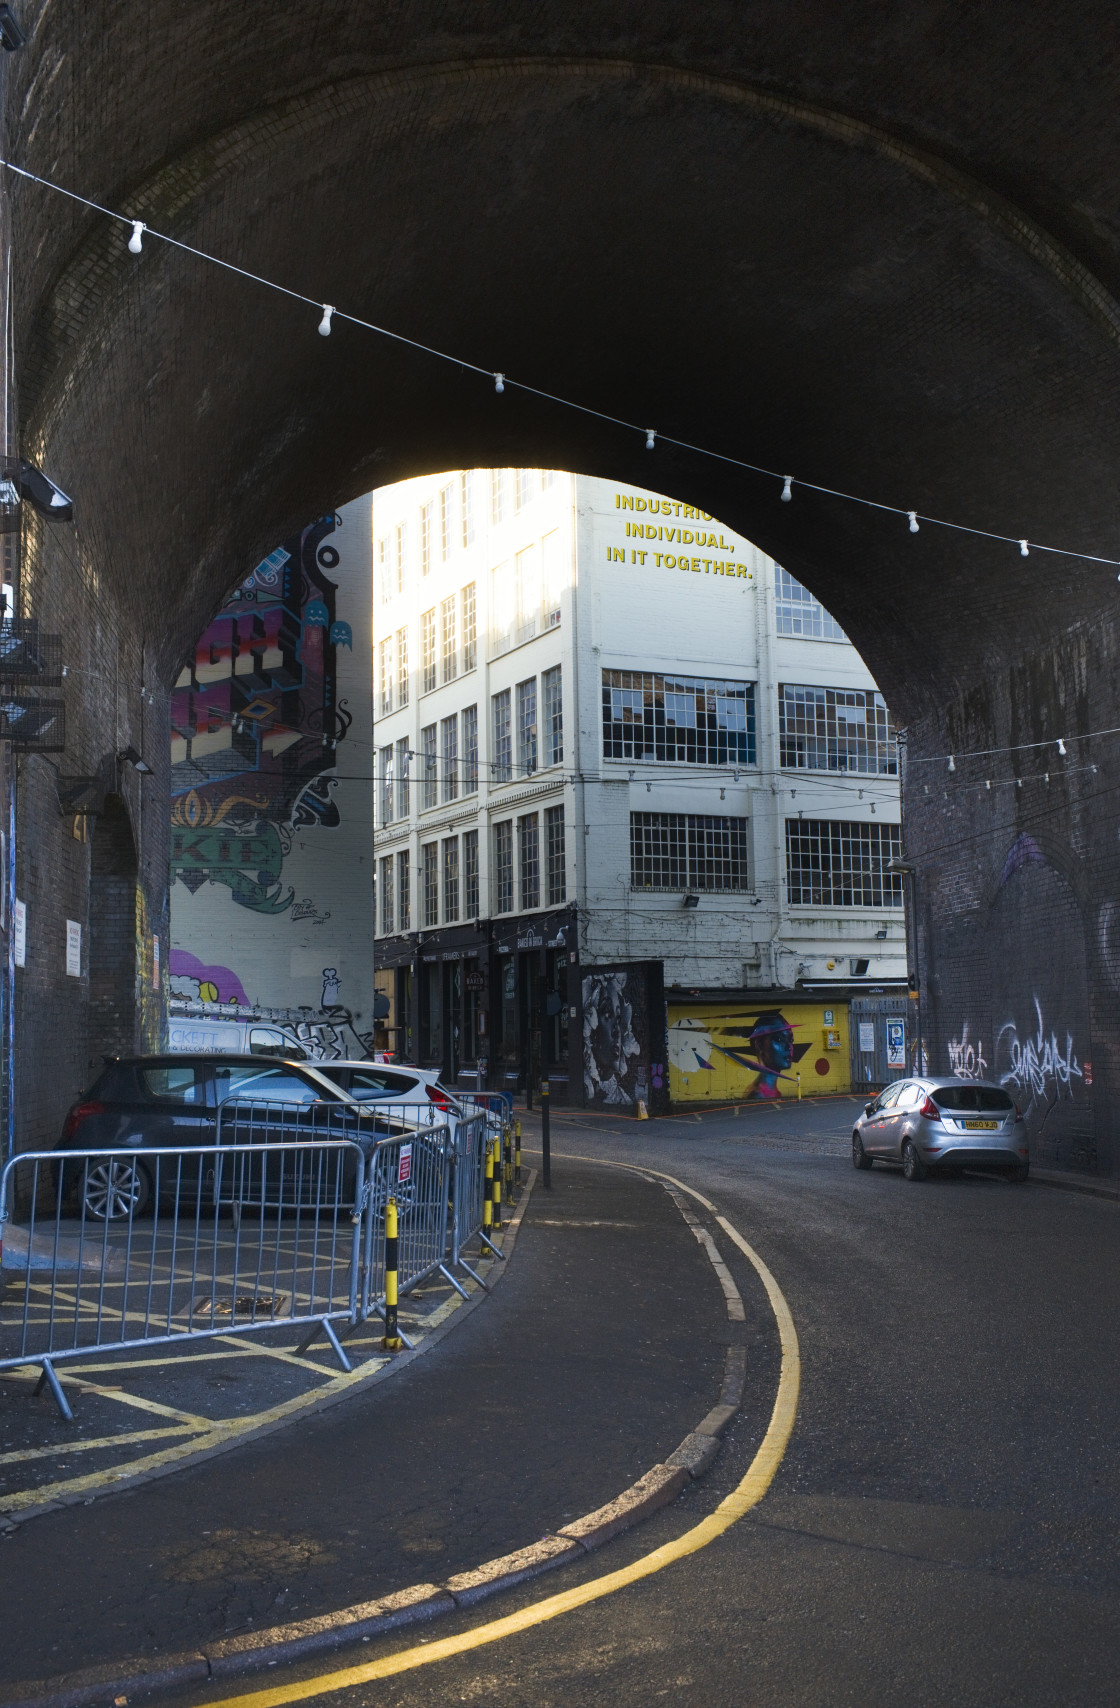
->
[381,1197,404,1351]
[491,1136,503,1230]
[514,1118,522,1185]
[483,1140,494,1236]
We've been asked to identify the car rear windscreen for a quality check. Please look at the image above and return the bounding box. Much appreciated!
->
[933,1085,1014,1112]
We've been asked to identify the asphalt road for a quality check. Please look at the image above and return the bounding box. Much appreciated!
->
[158,1098,1120,1708]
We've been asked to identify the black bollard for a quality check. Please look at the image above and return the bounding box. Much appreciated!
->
[541,1076,551,1190]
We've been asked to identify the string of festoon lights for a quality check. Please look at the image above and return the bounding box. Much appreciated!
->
[6,155,1120,574]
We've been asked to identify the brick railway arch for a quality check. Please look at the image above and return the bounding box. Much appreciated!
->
[4,7,1120,1167]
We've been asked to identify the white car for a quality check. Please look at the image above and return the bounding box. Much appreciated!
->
[311,1061,503,1148]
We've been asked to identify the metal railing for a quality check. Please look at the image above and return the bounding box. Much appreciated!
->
[0,1095,518,1418]
[0,1135,367,1419]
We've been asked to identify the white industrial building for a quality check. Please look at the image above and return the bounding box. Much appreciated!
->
[371,469,905,1106]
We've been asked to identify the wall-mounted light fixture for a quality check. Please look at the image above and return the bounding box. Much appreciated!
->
[682,893,700,909]
[118,745,153,776]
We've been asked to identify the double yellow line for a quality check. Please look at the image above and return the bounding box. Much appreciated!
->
[203,1167,800,1708]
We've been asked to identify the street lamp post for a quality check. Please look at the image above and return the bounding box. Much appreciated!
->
[887,856,923,1075]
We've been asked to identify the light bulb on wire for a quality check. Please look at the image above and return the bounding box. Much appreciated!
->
[908,511,920,534]
[318,305,334,337]
[493,373,505,394]
[128,221,145,254]
[781,476,793,502]
[645,429,656,451]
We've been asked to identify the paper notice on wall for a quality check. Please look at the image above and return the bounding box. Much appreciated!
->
[152,934,160,991]
[398,1142,413,1185]
[65,919,82,978]
[859,1021,875,1054]
[13,899,25,968]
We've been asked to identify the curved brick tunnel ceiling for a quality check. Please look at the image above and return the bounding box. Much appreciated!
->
[6,3,1120,1159]
[5,4,1120,724]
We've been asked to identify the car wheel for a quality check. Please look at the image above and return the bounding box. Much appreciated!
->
[1009,1161,1030,1183]
[902,1140,927,1182]
[852,1132,873,1170]
[81,1157,153,1221]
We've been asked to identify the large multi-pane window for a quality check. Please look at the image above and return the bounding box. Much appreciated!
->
[516,469,535,510]
[379,857,394,934]
[491,469,509,525]
[421,724,438,809]
[775,567,847,641]
[519,813,540,909]
[421,608,436,694]
[542,666,563,765]
[462,583,477,672]
[440,596,458,684]
[394,523,407,595]
[378,637,393,718]
[515,544,539,640]
[493,820,513,913]
[490,561,510,655]
[396,626,409,708]
[517,677,537,776]
[395,736,410,818]
[546,805,566,905]
[541,528,562,628]
[461,472,475,547]
[440,483,454,559]
[630,813,750,892]
[420,502,434,577]
[492,689,512,783]
[603,671,756,766]
[396,850,411,931]
[779,685,897,776]
[441,714,459,803]
[377,536,390,604]
[463,829,479,918]
[422,842,439,927]
[443,837,460,922]
[462,704,479,793]
[785,820,903,907]
[378,745,394,827]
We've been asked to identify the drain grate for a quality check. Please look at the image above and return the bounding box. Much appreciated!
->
[182,1292,288,1320]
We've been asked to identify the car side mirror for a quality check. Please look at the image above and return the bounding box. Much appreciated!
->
[865,1102,876,1117]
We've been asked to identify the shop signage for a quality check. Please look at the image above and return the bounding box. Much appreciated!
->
[517,932,544,949]
[465,971,486,991]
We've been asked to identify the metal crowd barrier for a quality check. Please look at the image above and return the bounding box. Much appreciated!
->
[0,1096,518,1417]
[0,1134,366,1420]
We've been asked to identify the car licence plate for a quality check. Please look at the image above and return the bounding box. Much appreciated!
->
[963,1119,998,1130]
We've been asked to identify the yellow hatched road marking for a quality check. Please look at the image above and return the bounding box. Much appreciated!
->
[0,1423,203,1465]
[199,1164,800,1708]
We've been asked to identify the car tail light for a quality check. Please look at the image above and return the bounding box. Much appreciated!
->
[1015,1104,1024,1123]
[425,1085,451,1110]
[61,1099,105,1141]
[919,1095,940,1121]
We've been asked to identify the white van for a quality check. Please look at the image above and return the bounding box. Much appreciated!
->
[166,1013,381,1062]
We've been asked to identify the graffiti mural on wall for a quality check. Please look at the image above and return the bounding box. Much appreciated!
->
[667,1004,838,1102]
[581,961,667,1111]
[170,516,351,916]
[168,500,374,1030]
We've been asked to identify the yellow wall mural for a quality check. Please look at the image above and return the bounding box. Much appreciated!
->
[667,1001,851,1103]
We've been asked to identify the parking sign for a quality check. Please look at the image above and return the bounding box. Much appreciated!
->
[886,1019,906,1069]
[398,1142,413,1184]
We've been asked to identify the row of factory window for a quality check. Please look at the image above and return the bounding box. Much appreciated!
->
[376,812,902,936]
[377,670,895,826]
[378,806,568,935]
[376,470,561,606]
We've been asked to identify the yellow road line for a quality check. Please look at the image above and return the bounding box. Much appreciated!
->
[199,1165,800,1708]
[0,1424,203,1465]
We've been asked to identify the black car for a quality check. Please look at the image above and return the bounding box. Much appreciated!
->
[56,1055,413,1220]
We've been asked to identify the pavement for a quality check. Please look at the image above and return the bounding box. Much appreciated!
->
[0,1154,737,1698]
[3,1096,1120,1707]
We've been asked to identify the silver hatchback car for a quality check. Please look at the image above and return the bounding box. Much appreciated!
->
[852,1077,1030,1182]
